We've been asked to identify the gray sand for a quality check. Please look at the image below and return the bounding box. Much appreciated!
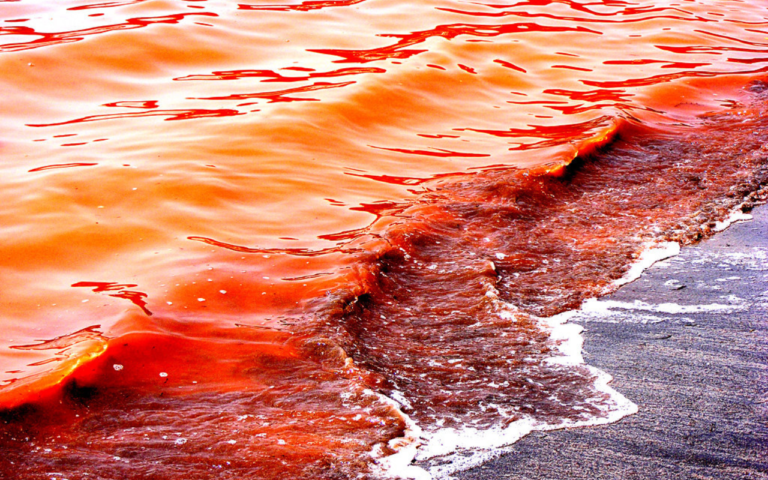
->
[456,205,768,480]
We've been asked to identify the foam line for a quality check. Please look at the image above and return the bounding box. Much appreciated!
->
[377,293,638,480]
[613,242,680,288]
[377,203,762,479]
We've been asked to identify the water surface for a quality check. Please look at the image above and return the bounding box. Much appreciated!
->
[1,0,768,478]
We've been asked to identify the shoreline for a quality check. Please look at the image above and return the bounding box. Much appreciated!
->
[456,204,768,480]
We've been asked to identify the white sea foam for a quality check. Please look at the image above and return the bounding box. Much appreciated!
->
[402,359,637,480]
[613,242,680,288]
[370,390,429,480]
[377,294,638,480]
[422,373,635,479]
[376,248,664,478]
[378,209,761,479]
[714,208,753,232]
[582,298,745,315]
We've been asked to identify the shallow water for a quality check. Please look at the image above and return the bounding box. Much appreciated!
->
[1,0,768,478]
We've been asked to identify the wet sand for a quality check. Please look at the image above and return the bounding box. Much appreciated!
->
[456,204,768,480]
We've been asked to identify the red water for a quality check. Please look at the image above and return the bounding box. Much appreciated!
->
[1,0,768,478]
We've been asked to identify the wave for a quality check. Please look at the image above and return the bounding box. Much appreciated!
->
[1,79,767,479]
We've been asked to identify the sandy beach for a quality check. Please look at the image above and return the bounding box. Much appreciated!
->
[457,204,768,480]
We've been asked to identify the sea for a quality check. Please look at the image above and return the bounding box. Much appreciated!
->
[0,0,767,478]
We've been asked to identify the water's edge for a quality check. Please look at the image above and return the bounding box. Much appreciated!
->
[455,200,768,480]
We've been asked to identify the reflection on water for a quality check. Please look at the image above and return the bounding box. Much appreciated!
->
[1,0,768,478]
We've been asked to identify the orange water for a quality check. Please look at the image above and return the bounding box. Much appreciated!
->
[1,0,768,478]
